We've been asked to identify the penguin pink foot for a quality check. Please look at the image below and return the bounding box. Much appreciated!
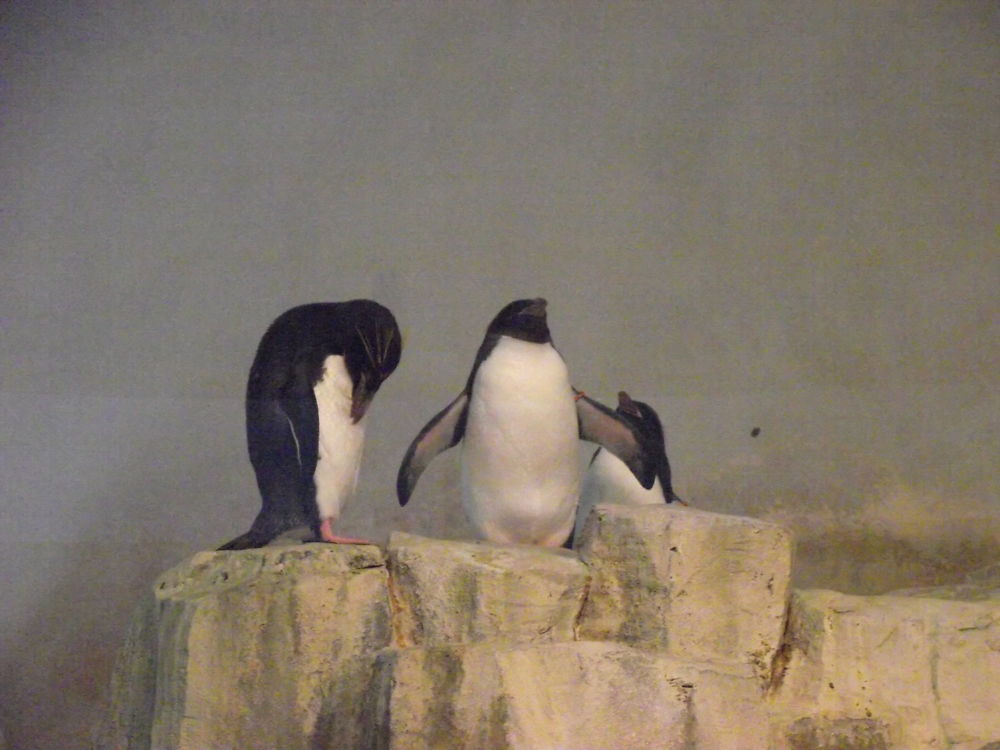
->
[319,517,371,545]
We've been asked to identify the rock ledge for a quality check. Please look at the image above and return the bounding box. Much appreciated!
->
[95,505,1000,750]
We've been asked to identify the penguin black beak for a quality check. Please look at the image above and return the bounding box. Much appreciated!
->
[351,379,377,423]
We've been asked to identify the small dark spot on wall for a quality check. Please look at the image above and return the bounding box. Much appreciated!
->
[751,427,761,437]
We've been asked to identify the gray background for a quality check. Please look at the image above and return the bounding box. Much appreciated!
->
[1,2,997,747]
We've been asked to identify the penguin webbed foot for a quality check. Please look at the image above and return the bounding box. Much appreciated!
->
[314,517,373,545]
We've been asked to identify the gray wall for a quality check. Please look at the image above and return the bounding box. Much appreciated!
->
[1,2,997,747]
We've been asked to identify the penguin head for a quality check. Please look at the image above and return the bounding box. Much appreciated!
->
[615,391,684,504]
[614,391,665,449]
[486,298,551,343]
[344,301,402,423]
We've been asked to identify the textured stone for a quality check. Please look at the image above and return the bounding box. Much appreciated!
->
[784,716,890,750]
[97,517,1000,750]
[387,531,588,646]
[890,565,1000,747]
[92,592,159,750]
[363,642,694,750]
[363,642,775,750]
[577,503,792,677]
[771,587,1000,749]
[96,544,391,750]
[904,595,1000,747]
[662,657,771,750]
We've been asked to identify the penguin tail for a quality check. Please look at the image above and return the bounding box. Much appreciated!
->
[218,507,308,550]
[217,530,262,550]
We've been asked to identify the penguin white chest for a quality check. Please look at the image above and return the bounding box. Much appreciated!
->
[312,355,366,520]
[462,337,579,545]
[576,448,663,534]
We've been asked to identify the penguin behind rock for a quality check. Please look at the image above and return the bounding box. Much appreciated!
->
[219,300,401,550]
[396,298,655,547]
[574,390,685,536]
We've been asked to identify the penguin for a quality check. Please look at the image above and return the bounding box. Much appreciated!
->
[396,298,655,547]
[219,299,401,550]
[574,390,686,538]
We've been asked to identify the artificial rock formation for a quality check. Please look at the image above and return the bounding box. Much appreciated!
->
[770,585,1000,750]
[386,531,588,647]
[577,503,792,677]
[95,505,1000,750]
[95,545,391,750]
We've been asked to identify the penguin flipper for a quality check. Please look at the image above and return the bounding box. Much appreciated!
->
[397,392,469,506]
[575,391,656,490]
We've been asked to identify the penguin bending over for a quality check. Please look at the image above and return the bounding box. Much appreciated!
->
[219,300,401,550]
[574,391,685,537]
[396,298,655,547]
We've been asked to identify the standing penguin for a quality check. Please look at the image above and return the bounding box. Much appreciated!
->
[396,298,655,547]
[574,391,685,536]
[219,300,401,550]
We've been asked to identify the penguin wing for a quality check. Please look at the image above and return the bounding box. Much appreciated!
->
[247,391,320,483]
[575,392,657,490]
[280,390,320,480]
[396,392,469,506]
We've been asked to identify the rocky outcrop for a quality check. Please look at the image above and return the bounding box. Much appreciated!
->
[386,532,588,647]
[577,503,792,678]
[95,545,391,750]
[769,584,1000,750]
[95,505,1000,750]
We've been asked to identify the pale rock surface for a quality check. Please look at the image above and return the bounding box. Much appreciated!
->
[95,505,1000,750]
[576,503,792,678]
[364,641,773,750]
[895,573,1000,750]
[660,656,772,750]
[769,587,1000,750]
[96,544,390,750]
[387,531,588,646]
